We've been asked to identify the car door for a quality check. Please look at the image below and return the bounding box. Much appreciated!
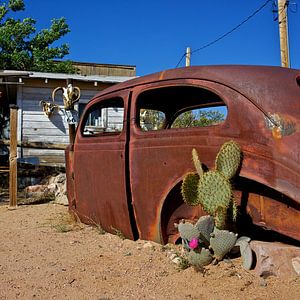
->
[129,79,272,243]
[72,90,135,239]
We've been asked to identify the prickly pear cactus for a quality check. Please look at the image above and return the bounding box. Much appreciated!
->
[235,236,253,270]
[195,215,214,245]
[187,248,213,269]
[181,173,199,206]
[197,171,232,223]
[181,140,241,229]
[176,141,251,271]
[210,228,238,261]
[215,141,241,180]
[177,222,200,241]
[175,215,252,271]
[192,148,203,177]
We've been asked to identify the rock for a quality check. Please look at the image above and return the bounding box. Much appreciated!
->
[23,173,68,205]
[291,257,300,275]
[54,173,66,184]
[47,183,57,194]
[25,184,48,194]
[54,194,68,206]
[250,240,300,278]
[143,242,155,250]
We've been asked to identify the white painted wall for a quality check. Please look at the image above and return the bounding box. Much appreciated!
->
[20,86,98,166]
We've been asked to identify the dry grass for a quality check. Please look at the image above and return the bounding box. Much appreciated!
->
[51,210,84,233]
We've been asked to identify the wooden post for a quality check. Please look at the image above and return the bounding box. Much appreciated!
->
[185,47,191,67]
[9,105,18,208]
[278,0,290,68]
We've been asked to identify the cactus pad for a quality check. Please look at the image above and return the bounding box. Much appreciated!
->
[177,222,200,241]
[192,148,203,177]
[215,140,241,180]
[210,228,238,260]
[235,236,253,270]
[188,248,213,269]
[181,172,200,206]
[195,215,214,245]
[214,206,228,230]
[197,171,232,216]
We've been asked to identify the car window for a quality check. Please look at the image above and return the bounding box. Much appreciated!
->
[136,85,227,131]
[140,109,166,131]
[82,97,124,136]
[171,106,226,129]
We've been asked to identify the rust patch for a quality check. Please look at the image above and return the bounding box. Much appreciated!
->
[259,195,265,223]
[159,70,166,80]
[265,113,296,138]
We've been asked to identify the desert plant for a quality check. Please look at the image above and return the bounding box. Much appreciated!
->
[111,226,126,240]
[181,140,241,229]
[177,216,252,270]
[178,141,252,270]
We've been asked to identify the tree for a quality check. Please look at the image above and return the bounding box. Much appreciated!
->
[0,0,76,73]
[140,108,225,131]
[172,109,225,128]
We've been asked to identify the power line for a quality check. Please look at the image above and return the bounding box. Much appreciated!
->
[176,0,273,68]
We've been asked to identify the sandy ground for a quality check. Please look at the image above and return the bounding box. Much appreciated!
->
[0,202,300,300]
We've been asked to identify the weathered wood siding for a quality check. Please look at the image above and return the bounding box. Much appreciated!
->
[19,85,100,166]
[73,62,136,77]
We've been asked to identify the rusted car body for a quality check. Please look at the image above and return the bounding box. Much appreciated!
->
[65,65,300,244]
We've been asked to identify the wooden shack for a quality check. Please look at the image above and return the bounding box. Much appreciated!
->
[0,62,136,166]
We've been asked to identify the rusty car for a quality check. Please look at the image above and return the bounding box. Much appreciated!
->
[65,65,300,244]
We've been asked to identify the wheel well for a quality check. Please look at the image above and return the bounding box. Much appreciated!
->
[160,176,300,245]
[160,181,204,244]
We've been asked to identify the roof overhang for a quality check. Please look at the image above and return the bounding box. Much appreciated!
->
[0,70,136,84]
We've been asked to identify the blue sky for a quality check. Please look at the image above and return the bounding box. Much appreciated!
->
[17,0,300,76]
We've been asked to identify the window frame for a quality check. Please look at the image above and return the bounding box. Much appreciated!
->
[77,91,130,144]
[132,81,228,133]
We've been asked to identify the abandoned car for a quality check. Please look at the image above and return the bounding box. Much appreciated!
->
[65,65,300,244]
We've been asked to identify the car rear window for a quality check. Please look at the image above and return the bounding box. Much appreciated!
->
[136,85,227,131]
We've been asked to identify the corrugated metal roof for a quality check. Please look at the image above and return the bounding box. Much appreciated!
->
[0,70,136,83]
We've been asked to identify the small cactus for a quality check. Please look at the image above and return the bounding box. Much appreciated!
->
[235,236,253,270]
[181,173,199,206]
[177,141,251,271]
[192,148,203,177]
[181,140,241,229]
[210,228,238,261]
[195,215,214,246]
[176,215,251,271]
[215,141,241,180]
[177,221,200,241]
[187,248,213,270]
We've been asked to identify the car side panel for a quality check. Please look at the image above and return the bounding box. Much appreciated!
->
[129,79,300,243]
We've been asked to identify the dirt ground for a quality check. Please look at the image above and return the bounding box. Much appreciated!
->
[0,202,300,300]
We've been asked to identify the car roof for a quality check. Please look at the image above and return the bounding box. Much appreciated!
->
[91,65,300,116]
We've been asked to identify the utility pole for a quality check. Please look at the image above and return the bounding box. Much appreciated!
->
[277,0,290,68]
[185,47,191,67]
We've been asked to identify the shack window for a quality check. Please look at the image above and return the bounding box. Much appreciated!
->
[82,98,124,136]
[136,85,227,131]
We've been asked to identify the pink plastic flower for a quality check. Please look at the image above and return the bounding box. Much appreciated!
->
[188,238,199,249]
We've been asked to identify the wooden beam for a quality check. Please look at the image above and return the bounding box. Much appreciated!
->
[1,139,67,150]
[9,105,18,208]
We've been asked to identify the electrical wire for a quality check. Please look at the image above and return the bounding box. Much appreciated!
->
[175,0,273,68]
